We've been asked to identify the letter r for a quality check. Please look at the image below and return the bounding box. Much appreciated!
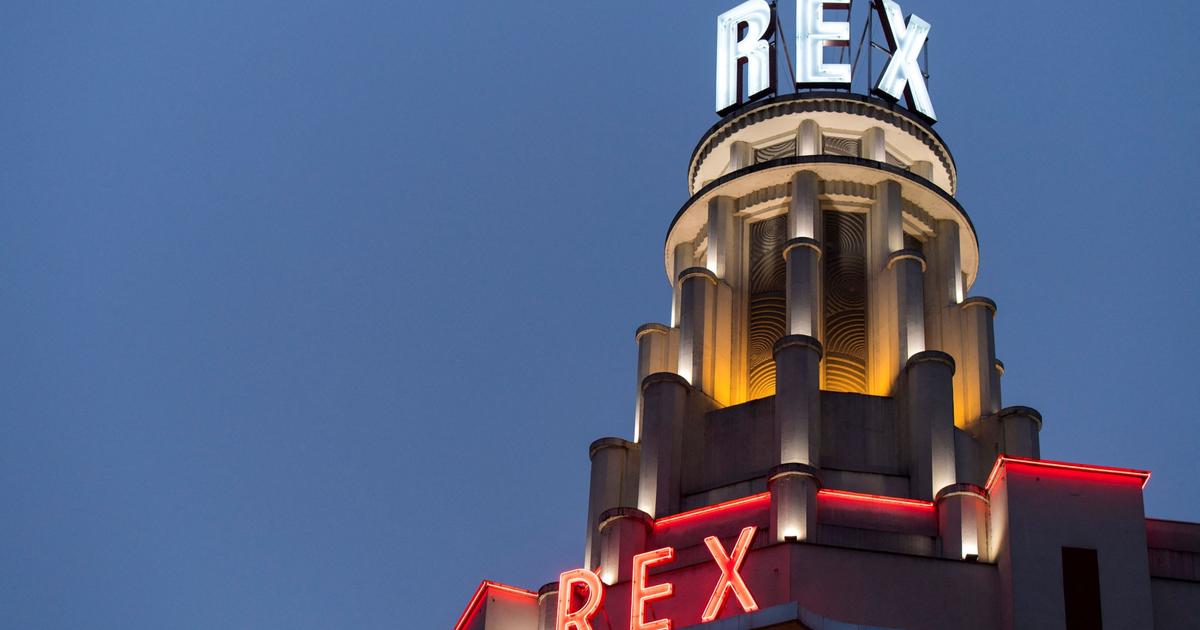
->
[556,569,604,630]
[715,0,775,114]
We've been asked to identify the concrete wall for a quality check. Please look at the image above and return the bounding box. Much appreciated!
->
[988,463,1155,630]
[1150,578,1200,630]
[679,392,907,507]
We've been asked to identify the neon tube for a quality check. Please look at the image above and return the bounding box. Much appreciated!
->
[654,492,770,529]
[453,580,536,630]
[984,455,1151,492]
[817,488,935,510]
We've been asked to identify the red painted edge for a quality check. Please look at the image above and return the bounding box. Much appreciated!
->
[453,580,537,630]
[984,455,1151,492]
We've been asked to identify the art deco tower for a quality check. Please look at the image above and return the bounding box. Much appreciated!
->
[593,92,1030,567]
[453,80,1196,630]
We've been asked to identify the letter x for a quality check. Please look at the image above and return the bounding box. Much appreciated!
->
[700,526,759,622]
[874,0,936,121]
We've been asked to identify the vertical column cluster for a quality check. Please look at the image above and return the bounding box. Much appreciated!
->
[770,164,826,542]
[867,175,926,394]
[633,324,678,442]
[583,438,640,570]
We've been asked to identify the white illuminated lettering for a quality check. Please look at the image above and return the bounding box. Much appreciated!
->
[715,0,775,114]
[795,0,851,85]
[874,0,936,120]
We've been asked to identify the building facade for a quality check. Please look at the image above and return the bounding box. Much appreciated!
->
[452,18,1200,630]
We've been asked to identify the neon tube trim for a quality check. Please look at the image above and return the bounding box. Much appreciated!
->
[453,581,537,630]
[817,488,935,509]
[985,455,1152,491]
[654,492,770,528]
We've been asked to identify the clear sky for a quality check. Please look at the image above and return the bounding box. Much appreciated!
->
[2,1,1198,628]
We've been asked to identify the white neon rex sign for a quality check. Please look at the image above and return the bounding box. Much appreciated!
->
[715,0,937,121]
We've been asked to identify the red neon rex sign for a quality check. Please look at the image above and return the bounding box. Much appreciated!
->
[557,526,760,630]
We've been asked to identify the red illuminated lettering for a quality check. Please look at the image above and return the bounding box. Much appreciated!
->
[701,526,759,622]
[630,547,675,630]
[556,569,604,630]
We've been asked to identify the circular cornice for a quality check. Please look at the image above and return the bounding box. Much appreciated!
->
[997,406,1044,430]
[668,154,977,250]
[634,322,670,342]
[935,483,989,504]
[597,507,654,532]
[773,334,825,359]
[781,237,823,260]
[688,92,957,195]
[768,462,822,486]
[677,266,718,285]
[961,296,998,314]
[887,249,928,272]
[906,350,956,374]
[589,437,635,460]
[641,371,690,392]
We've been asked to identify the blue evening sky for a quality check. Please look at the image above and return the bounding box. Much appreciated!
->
[2,1,1197,628]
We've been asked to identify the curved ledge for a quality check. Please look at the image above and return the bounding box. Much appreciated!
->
[998,406,1043,430]
[537,582,559,599]
[935,483,989,503]
[634,322,670,342]
[906,350,956,374]
[769,463,822,487]
[782,237,823,260]
[773,334,825,359]
[961,296,997,314]
[668,154,976,251]
[887,248,927,272]
[589,437,635,459]
[641,371,690,392]
[688,92,956,194]
[597,507,654,532]
[677,266,718,285]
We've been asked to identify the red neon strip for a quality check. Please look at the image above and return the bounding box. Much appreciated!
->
[654,492,770,528]
[985,455,1152,492]
[453,580,537,630]
[817,488,935,509]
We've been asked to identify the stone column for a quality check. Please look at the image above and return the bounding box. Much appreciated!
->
[796,120,821,156]
[910,160,934,181]
[729,140,753,172]
[923,219,963,354]
[597,508,653,585]
[784,238,822,338]
[769,463,821,543]
[584,438,639,571]
[904,351,957,501]
[785,171,822,339]
[637,373,689,518]
[633,324,677,442]
[936,484,989,561]
[957,297,1000,436]
[996,405,1042,460]
[774,335,823,466]
[888,250,927,363]
[862,127,886,162]
[867,179,906,395]
[671,242,696,328]
[706,196,739,406]
[677,267,717,394]
[536,582,558,630]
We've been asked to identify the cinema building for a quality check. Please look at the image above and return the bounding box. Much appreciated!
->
[452,15,1199,630]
